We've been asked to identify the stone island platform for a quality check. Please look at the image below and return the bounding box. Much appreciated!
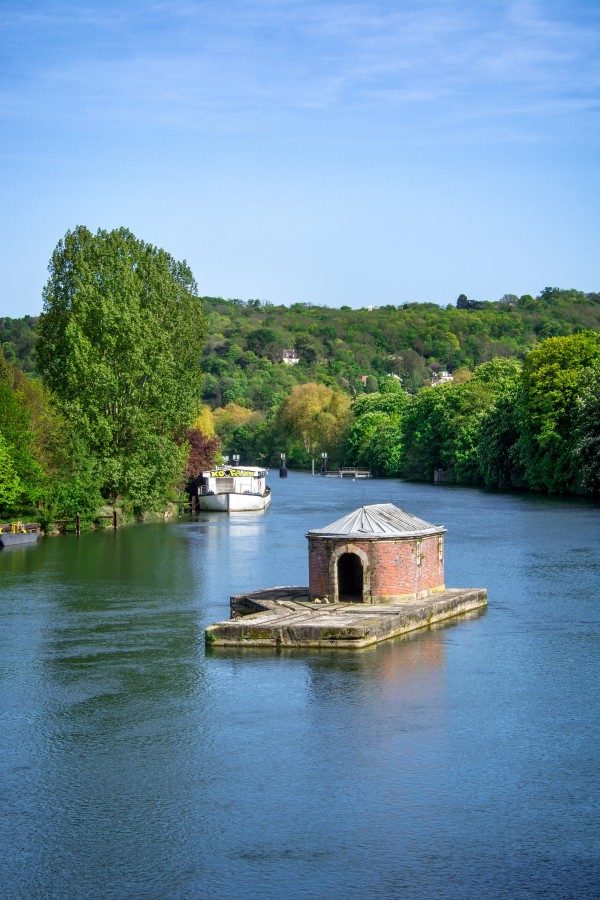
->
[205,503,488,649]
[205,586,487,648]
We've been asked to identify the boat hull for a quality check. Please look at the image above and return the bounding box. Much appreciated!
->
[198,492,272,512]
[0,531,40,547]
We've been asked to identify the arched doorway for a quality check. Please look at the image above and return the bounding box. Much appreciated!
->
[338,552,363,602]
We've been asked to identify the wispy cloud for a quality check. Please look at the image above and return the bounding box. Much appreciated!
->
[1,0,598,142]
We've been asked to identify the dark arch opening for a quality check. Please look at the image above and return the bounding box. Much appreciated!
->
[338,553,363,602]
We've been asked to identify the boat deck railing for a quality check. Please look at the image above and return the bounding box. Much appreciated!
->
[320,468,372,479]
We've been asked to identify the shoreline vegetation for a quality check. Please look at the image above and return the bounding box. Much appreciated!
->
[1,227,599,531]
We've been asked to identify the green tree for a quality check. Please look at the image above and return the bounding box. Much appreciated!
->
[276,383,350,461]
[0,431,22,510]
[471,358,525,489]
[573,359,600,494]
[400,381,496,483]
[245,327,285,361]
[36,226,206,510]
[352,390,407,418]
[517,333,600,493]
[345,411,403,476]
[476,384,525,489]
[470,357,522,385]
[345,388,407,476]
[0,373,43,504]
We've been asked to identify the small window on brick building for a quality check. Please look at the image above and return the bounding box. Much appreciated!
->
[438,535,444,563]
[416,540,423,566]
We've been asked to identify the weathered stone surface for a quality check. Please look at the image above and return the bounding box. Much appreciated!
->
[205,587,488,649]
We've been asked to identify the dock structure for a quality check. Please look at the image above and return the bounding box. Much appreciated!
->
[205,587,487,648]
[321,467,372,478]
[205,502,488,650]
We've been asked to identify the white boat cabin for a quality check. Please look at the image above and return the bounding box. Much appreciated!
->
[200,465,268,497]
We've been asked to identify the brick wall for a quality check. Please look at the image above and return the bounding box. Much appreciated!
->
[368,534,444,599]
[308,532,445,603]
[308,539,330,597]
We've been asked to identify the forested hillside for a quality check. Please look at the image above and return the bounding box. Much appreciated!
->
[2,282,599,524]
[4,287,599,407]
[198,288,600,408]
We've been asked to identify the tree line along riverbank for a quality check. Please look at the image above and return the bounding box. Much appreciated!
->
[1,226,599,530]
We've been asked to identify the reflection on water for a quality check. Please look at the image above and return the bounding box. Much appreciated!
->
[0,474,598,899]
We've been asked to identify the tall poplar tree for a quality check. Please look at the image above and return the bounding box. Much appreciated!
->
[36,226,207,510]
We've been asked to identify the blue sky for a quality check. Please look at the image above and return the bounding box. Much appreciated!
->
[1,0,598,316]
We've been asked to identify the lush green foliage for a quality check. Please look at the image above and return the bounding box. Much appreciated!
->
[276,383,351,466]
[194,289,600,410]
[36,226,207,511]
[573,359,600,494]
[0,431,22,508]
[0,356,43,509]
[343,335,600,495]
[0,315,37,373]
[518,332,600,493]
[0,347,104,524]
[4,283,600,508]
[346,384,406,476]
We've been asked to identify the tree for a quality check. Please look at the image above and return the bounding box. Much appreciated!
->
[0,346,104,522]
[470,357,522,385]
[276,383,350,460]
[517,332,600,493]
[345,388,407,475]
[245,327,285,361]
[0,431,22,510]
[179,428,220,495]
[352,390,407,418]
[400,380,497,483]
[36,226,206,510]
[213,403,259,446]
[471,359,524,490]
[477,384,525,490]
[0,365,44,504]
[294,334,320,364]
[345,408,404,476]
[573,359,600,494]
[191,405,216,437]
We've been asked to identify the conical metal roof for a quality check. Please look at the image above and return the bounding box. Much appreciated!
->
[307,503,445,539]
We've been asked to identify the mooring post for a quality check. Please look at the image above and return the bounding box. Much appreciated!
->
[75,513,80,536]
[191,495,196,514]
[113,509,118,530]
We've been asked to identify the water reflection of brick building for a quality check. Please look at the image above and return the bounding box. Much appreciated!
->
[307,504,446,604]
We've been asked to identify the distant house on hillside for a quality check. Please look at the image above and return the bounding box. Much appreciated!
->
[282,349,300,366]
[431,370,454,386]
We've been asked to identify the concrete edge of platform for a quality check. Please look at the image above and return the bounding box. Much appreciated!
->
[205,587,488,649]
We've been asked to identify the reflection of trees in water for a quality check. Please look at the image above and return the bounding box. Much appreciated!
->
[43,524,205,709]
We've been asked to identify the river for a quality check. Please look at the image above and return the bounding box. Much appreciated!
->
[1,472,598,899]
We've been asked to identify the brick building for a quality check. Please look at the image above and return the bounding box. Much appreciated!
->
[307,503,446,604]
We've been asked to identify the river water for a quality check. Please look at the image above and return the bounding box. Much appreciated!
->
[1,472,598,899]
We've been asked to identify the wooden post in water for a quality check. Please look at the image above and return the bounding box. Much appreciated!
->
[191,495,196,514]
[75,513,81,536]
[113,509,118,530]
